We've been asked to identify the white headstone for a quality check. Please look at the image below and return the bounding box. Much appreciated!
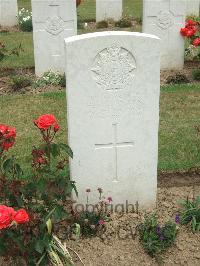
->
[143,0,186,70]
[186,0,199,16]
[31,0,77,76]
[0,0,18,27]
[65,32,160,209]
[96,0,122,22]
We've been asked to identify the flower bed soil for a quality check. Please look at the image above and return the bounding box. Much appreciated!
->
[0,61,200,96]
[67,182,200,266]
[0,172,199,265]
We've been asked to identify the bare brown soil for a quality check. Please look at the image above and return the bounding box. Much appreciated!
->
[68,183,200,266]
[0,61,199,96]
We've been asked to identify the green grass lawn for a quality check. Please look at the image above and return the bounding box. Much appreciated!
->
[0,84,199,174]
[1,0,142,69]
[0,32,34,69]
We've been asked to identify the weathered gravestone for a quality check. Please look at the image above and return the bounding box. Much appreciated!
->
[96,0,122,22]
[31,0,77,76]
[65,32,160,209]
[143,0,186,70]
[0,0,18,27]
[186,0,199,16]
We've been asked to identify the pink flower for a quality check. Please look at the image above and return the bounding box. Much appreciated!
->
[107,197,112,203]
[98,219,105,225]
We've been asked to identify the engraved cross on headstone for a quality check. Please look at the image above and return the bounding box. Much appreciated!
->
[95,124,134,182]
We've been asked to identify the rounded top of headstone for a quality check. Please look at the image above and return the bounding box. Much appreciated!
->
[64,31,160,44]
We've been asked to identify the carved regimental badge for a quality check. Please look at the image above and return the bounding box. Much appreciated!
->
[45,16,64,35]
[156,11,174,30]
[91,46,136,90]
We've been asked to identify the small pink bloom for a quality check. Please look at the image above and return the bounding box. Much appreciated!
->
[98,219,105,225]
[107,197,113,203]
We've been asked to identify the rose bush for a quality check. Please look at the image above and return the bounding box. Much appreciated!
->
[180,18,200,60]
[0,114,77,265]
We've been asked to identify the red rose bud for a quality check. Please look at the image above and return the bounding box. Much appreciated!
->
[53,123,60,132]
[13,209,29,224]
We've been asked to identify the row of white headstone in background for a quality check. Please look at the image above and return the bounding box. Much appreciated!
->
[0,0,199,74]
[32,0,188,75]
[0,0,199,27]
[0,0,18,27]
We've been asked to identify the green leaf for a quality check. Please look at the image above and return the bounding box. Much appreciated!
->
[71,181,78,197]
[35,240,46,254]
[3,158,14,173]
[15,163,23,178]
[50,143,60,157]
[59,143,73,158]
[46,219,52,235]
[44,207,56,223]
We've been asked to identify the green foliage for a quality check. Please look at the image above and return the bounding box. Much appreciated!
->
[192,69,200,80]
[74,191,111,237]
[96,20,108,29]
[0,117,77,264]
[179,196,200,232]
[33,71,65,88]
[115,17,132,28]
[166,73,190,85]
[9,75,31,91]
[18,8,33,32]
[138,214,178,259]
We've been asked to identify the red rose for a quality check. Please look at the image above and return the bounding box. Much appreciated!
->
[193,37,200,46]
[4,127,16,139]
[180,27,188,36]
[0,125,16,151]
[0,205,15,230]
[13,209,29,224]
[34,114,57,130]
[0,125,8,135]
[53,123,60,133]
[186,19,196,27]
[186,28,196,37]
